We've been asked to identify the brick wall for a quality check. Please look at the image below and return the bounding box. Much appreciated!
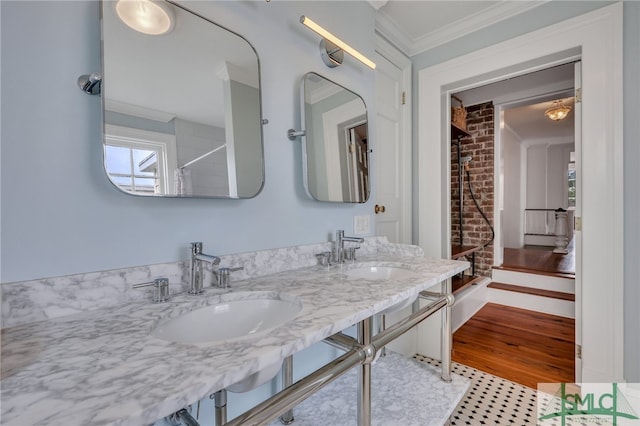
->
[451,102,494,277]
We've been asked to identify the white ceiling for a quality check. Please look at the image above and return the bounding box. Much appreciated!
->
[504,97,575,143]
[373,0,575,144]
[455,62,576,142]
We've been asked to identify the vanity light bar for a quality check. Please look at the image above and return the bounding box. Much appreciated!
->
[300,15,376,70]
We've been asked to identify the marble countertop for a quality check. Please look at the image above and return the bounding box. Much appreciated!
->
[0,254,467,426]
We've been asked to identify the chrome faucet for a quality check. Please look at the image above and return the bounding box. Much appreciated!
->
[189,242,221,295]
[214,266,244,289]
[334,230,364,263]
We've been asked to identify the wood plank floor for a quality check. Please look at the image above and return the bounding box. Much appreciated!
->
[487,282,575,301]
[452,303,575,389]
[501,239,575,277]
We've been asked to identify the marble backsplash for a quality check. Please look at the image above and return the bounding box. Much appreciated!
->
[1,237,423,328]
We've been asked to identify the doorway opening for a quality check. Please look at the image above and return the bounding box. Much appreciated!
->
[499,92,576,279]
[343,122,369,203]
[448,62,578,387]
[417,3,624,384]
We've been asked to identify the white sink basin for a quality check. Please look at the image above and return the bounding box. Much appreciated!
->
[380,294,418,315]
[152,294,302,344]
[345,266,417,281]
[345,266,418,314]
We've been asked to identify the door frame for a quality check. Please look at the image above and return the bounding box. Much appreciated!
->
[417,4,623,383]
[321,99,367,201]
[374,33,413,244]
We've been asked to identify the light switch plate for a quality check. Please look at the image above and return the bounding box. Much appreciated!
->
[354,215,371,235]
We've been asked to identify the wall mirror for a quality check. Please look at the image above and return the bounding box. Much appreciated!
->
[301,72,370,203]
[101,1,264,198]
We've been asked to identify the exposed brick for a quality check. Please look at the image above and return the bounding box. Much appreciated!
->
[450,101,494,277]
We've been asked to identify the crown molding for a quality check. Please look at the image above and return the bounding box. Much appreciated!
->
[522,135,575,147]
[376,1,549,57]
[375,12,413,57]
[367,0,388,11]
[104,99,175,123]
[307,82,343,105]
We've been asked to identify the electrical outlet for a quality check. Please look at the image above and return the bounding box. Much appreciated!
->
[354,215,370,235]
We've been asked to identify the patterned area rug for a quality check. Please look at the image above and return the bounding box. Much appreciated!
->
[414,354,538,425]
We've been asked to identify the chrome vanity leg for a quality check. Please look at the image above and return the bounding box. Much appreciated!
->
[441,278,453,383]
[279,355,295,425]
[357,317,373,426]
[379,315,386,357]
[214,390,227,425]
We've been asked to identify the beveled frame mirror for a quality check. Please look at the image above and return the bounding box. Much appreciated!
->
[300,72,370,203]
[101,1,264,198]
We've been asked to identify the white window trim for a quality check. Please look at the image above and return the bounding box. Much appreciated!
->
[104,124,178,194]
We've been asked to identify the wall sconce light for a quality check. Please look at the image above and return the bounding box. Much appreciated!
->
[115,0,175,35]
[544,100,572,121]
[300,16,376,70]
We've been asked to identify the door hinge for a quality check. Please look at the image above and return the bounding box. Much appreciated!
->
[574,216,582,231]
[575,88,582,103]
[401,91,406,105]
[576,344,582,359]
[349,143,355,153]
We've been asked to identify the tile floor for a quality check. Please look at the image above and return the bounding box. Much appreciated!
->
[414,354,538,425]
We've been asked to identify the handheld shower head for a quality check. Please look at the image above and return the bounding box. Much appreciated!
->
[461,155,472,172]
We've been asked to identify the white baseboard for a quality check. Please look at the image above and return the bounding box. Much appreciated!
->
[524,235,556,246]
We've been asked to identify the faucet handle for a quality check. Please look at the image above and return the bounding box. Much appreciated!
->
[343,246,360,262]
[190,242,203,255]
[215,266,243,288]
[316,251,332,267]
[133,278,170,303]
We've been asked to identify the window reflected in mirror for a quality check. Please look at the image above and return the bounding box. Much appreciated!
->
[301,73,370,203]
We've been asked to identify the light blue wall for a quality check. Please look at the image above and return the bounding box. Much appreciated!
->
[411,0,640,381]
[0,1,377,283]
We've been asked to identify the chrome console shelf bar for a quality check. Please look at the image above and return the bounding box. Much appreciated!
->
[225,293,450,426]
[358,317,373,425]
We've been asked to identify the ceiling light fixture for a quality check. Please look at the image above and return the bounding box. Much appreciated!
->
[544,100,572,121]
[115,0,175,36]
[300,16,376,70]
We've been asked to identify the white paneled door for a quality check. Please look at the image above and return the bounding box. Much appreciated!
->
[374,47,411,244]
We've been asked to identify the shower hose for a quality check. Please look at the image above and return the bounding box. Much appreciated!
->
[465,168,495,249]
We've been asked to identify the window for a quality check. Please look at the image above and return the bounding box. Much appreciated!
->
[104,125,177,195]
[105,145,160,194]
